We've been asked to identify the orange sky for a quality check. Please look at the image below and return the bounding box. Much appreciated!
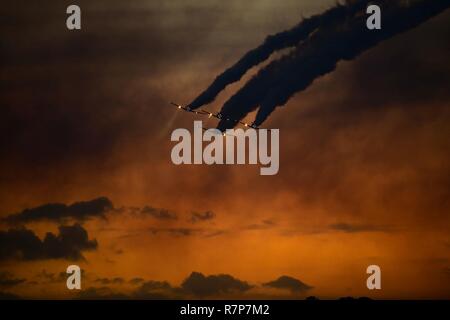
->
[0,0,449,299]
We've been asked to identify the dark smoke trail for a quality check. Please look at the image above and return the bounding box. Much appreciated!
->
[188,0,371,109]
[215,0,450,130]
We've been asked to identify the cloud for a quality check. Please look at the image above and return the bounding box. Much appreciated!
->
[145,227,226,238]
[147,227,200,237]
[243,219,276,230]
[4,197,113,224]
[329,223,393,233]
[0,291,21,300]
[77,280,177,300]
[0,223,97,261]
[77,287,130,300]
[133,280,177,299]
[0,272,26,288]
[204,230,228,238]
[181,271,252,297]
[0,0,224,168]
[35,270,67,283]
[73,272,314,299]
[263,275,312,293]
[190,211,215,223]
[188,0,369,109]
[140,206,177,220]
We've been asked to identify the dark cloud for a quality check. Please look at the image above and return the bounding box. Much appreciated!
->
[188,0,369,109]
[77,285,174,300]
[0,291,21,300]
[77,287,130,300]
[181,271,252,297]
[140,206,177,220]
[133,280,177,299]
[263,275,312,293]
[35,270,67,283]
[0,224,97,261]
[273,5,450,227]
[129,277,145,285]
[190,211,215,223]
[329,223,393,233]
[0,272,26,288]
[4,197,113,224]
[145,227,226,238]
[131,207,218,222]
[78,280,177,300]
[243,219,276,230]
[0,0,239,171]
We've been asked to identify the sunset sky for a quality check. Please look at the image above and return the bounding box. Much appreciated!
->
[1,0,449,299]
